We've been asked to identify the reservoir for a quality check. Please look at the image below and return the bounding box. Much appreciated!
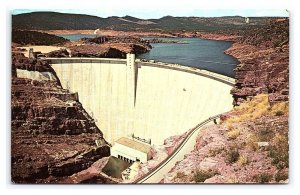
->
[57,34,98,41]
[138,38,238,77]
[56,34,238,77]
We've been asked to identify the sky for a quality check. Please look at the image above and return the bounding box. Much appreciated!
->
[11,9,289,19]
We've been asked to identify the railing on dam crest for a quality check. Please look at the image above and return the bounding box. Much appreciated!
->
[46,56,235,86]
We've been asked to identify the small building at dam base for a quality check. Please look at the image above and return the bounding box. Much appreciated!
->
[111,137,152,163]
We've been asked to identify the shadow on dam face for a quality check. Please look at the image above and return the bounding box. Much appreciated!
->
[50,56,234,145]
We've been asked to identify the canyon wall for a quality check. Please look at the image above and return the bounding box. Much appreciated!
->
[50,57,234,145]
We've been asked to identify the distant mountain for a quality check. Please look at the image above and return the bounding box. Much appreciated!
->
[12,12,105,30]
[12,11,286,32]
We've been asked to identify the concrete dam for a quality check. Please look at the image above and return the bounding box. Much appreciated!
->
[49,54,235,145]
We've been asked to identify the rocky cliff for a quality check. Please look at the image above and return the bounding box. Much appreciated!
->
[226,19,289,106]
[11,55,110,183]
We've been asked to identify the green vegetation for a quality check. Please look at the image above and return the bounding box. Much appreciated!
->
[12,11,278,32]
[12,30,69,45]
[208,147,224,157]
[193,169,219,183]
[254,173,273,183]
[275,110,285,116]
[226,145,240,164]
[257,128,273,142]
[275,171,288,182]
[269,133,289,169]
[174,171,186,180]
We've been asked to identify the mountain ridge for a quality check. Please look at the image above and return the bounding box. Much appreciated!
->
[12,11,286,32]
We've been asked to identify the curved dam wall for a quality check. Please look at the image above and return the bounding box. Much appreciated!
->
[49,55,235,145]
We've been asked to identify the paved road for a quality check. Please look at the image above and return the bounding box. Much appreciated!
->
[136,116,219,183]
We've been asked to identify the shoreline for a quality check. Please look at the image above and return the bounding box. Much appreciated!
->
[40,29,242,64]
[40,29,241,41]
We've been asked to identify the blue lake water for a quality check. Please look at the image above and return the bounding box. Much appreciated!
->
[138,38,238,77]
[56,34,238,77]
[57,34,98,41]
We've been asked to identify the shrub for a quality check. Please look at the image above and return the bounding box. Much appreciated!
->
[226,147,240,164]
[271,102,288,116]
[246,134,259,151]
[269,133,289,169]
[193,169,218,183]
[254,173,273,183]
[174,171,186,180]
[273,40,281,48]
[238,154,248,166]
[269,148,289,169]
[224,96,288,126]
[225,94,270,125]
[227,129,240,140]
[275,171,288,182]
[208,147,224,157]
[275,111,284,116]
[258,128,273,142]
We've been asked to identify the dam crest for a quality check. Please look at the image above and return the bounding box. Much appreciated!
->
[48,54,235,145]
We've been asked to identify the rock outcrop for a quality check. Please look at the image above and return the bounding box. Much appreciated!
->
[78,36,152,57]
[12,52,62,85]
[225,19,289,106]
[11,55,110,183]
[12,53,54,73]
[47,42,151,59]
[59,157,119,184]
[69,45,126,58]
[46,49,70,58]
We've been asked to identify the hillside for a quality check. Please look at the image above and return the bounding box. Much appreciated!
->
[12,11,284,32]
[161,19,289,184]
[12,30,69,45]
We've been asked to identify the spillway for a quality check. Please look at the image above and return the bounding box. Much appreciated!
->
[49,54,234,145]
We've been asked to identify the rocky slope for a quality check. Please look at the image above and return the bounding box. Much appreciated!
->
[197,19,289,106]
[162,19,289,184]
[12,53,59,75]
[11,55,110,183]
[226,19,289,106]
[162,94,288,183]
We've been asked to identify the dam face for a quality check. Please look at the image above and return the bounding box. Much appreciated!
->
[50,55,234,145]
